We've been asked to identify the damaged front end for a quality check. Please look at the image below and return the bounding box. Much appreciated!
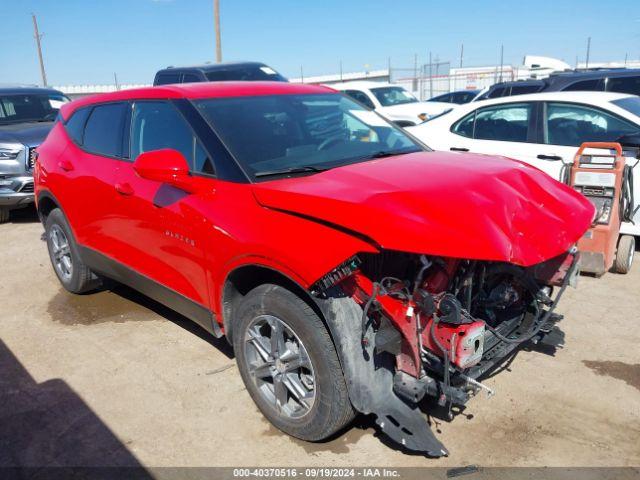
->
[313,249,579,457]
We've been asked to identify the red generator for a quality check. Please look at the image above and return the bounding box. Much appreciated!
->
[569,142,635,276]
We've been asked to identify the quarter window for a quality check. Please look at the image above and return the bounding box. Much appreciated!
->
[544,102,639,147]
[452,112,475,138]
[83,103,127,157]
[64,107,91,145]
[130,101,214,175]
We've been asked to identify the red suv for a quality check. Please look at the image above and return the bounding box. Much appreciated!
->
[35,82,593,456]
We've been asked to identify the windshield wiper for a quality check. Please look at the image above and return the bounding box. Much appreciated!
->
[362,149,420,160]
[254,165,329,178]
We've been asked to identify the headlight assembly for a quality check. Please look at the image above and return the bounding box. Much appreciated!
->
[0,143,24,160]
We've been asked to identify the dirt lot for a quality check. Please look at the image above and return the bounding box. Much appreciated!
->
[1,208,639,468]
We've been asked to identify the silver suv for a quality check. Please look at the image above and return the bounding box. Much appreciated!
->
[0,86,69,222]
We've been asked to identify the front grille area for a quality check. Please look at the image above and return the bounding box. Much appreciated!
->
[26,147,38,171]
[20,182,34,193]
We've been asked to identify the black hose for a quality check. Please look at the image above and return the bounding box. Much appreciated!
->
[361,282,380,343]
[621,163,636,224]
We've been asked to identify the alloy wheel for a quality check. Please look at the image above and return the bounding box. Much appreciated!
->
[243,314,316,419]
[50,224,73,281]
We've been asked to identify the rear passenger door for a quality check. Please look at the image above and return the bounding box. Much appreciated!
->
[534,101,640,180]
[60,102,127,258]
[114,100,215,313]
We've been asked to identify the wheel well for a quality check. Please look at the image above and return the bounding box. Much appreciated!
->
[37,195,59,224]
[222,265,325,343]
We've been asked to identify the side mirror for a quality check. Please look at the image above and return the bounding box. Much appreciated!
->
[133,149,195,192]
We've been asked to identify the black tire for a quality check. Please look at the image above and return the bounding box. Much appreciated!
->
[45,208,101,293]
[614,235,635,274]
[233,284,355,442]
[0,208,9,224]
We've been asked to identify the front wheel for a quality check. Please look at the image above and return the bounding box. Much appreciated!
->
[233,284,355,442]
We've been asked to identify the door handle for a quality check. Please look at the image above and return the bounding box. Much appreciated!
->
[115,182,134,196]
[450,147,469,152]
[58,160,74,171]
[537,154,563,161]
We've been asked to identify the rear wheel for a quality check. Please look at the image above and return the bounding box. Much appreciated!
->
[233,284,355,442]
[0,208,9,224]
[45,208,101,293]
[614,235,635,274]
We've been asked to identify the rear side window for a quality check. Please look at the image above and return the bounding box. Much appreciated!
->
[83,103,127,157]
[130,101,214,175]
[607,76,640,96]
[64,107,91,145]
[509,85,543,96]
[563,79,604,91]
[182,73,202,83]
[155,72,181,85]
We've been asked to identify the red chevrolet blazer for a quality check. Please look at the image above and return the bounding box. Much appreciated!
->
[35,82,593,456]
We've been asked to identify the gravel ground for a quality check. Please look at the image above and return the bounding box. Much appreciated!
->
[1,208,639,469]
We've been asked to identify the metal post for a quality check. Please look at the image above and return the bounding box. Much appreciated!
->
[429,51,433,99]
[300,66,304,83]
[214,0,222,63]
[585,37,591,69]
[339,60,343,81]
[498,44,504,83]
[114,72,120,91]
[32,14,47,87]
[624,53,628,67]
[459,43,464,68]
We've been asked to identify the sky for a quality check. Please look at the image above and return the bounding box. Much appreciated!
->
[1,0,638,87]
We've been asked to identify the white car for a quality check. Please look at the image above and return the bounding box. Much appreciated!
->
[406,91,640,237]
[330,81,453,127]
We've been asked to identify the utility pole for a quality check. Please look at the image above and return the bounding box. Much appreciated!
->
[459,43,464,68]
[113,73,120,91]
[31,14,48,87]
[339,60,343,81]
[429,51,433,99]
[213,0,222,63]
[624,53,628,66]
[498,44,504,82]
[300,65,304,83]
[585,37,591,69]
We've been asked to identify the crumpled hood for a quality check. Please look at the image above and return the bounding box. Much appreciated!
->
[0,122,54,147]
[252,151,594,266]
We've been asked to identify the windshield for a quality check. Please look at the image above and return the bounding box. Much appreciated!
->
[195,93,423,181]
[205,65,287,82]
[612,96,640,118]
[0,93,70,125]
[370,86,418,107]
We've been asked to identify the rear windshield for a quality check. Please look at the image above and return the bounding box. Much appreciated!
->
[195,93,422,181]
[205,66,287,82]
[0,93,70,124]
[611,96,640,118]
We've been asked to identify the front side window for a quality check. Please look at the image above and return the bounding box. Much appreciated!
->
[0,93,70,125]
[486,87,507,99]
[544,102,639,147]
[205,66,287,82]
[606,76,640,96]
[370,87,418,107]
[344,90,375,109]
[182,73,202,83]
[130,101,214,174]
[195,93,422,181]
[82,103,127,157]
[453,104,531,142]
